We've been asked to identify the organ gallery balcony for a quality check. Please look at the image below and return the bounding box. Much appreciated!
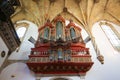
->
[27,49,93,75]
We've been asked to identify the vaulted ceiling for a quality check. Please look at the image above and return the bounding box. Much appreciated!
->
[11,0,120,32]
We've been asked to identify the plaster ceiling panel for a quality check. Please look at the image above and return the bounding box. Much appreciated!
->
[106,0,120,21]
[65,0,84,25]
[11,10,39,26]
[11,0,120,30]
[27,1,40,18]
[89,0,107,28]
[11,11,26,23]
[22,0,41,23]
[61,12,83,27]
[79,0,87,23]
[48,0,65,21]
[103,12,120,27]
[87,0,94,23]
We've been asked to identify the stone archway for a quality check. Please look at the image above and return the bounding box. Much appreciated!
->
[53,78,68,80]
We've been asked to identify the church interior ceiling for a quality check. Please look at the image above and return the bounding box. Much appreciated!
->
[11,0,120,30]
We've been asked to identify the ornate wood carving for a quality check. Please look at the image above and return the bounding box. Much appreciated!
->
[0,0,20,52]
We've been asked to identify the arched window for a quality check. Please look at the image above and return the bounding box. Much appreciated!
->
[16,27,26,39]
[44,27,49,39]
[100,23,120,51]
[70,27,76,39]
[56,21,63,39]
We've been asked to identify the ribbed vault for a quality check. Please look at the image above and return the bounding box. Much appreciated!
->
[11,0,120,32]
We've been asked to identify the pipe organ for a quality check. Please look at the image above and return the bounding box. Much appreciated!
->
[27,15,94,76]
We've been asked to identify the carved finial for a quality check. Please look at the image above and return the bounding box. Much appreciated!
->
[57,14,61,16]
[49,0,56,3]
[69,19,73,22]
[63,7,68,12]
[75,0,81,4]
[97,55,104,64]
[47,19,50,22]
[94,0,99,3]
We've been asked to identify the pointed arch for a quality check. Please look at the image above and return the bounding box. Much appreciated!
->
[99,21,120,51]
[16,27,26,38]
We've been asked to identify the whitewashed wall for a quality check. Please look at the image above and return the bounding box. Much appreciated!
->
[0,62,84,80]
[0,62,35,80]
[0,36,9,67]
[8,20,38,60]
[1,21,120,80]
[86,22,120,80]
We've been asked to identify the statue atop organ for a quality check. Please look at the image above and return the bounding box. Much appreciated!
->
[27,15,94,77]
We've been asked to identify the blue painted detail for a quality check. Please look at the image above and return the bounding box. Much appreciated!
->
[44,27,49,39]
[58,49,63,60]
[56,21,63,39]
[70,28,76,39]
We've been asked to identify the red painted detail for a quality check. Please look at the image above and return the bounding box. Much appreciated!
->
[53,15,65,23]
[27,61,93,65]
[29,55,49,57]
[71,42,85,47]
[26,62,94,74]
[38,21,53,32]
[72,55,91,57]
[31,47,49,52]
[66,22,81,31]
